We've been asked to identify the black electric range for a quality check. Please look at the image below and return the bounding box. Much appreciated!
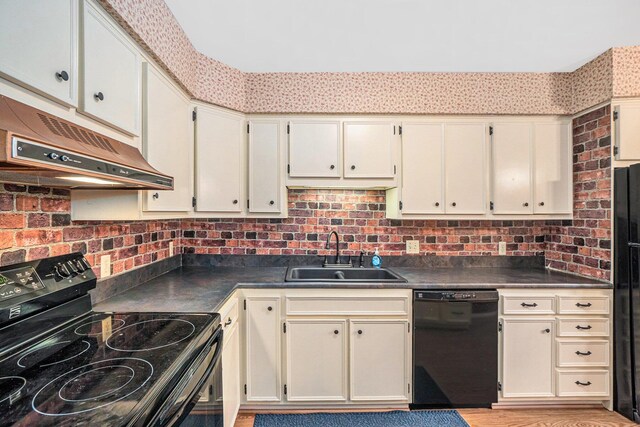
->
[0,253,223,426]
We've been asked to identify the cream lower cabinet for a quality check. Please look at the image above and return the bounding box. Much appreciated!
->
[350,320,409,401]
[242,289,411,407]
[286,320,348,401]
[245,296,282,402]
[498,289,613,408]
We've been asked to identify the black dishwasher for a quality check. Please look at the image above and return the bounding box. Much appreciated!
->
[412,290,499,408]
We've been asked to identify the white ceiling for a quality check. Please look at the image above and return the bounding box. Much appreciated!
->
[165,0,640,73]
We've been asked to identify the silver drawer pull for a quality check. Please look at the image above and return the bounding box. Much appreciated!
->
[575,302,592,308]
[575,350,592,356]
[575,380,592,386]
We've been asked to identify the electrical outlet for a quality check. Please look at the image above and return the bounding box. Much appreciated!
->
[169,242,174,257]
[498,242,507,256]
[406,240,420,254]
[100,255,112,277]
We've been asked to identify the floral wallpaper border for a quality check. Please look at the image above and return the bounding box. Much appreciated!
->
[100,0,638,115]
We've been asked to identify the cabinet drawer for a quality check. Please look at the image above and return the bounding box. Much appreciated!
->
[556,370,609,397]
[502,296,555,315]
[557,296,609,315]
[285,296,409,316]
[557,318,609,337]
[557,340,609,367]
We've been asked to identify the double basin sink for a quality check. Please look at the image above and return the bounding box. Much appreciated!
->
[285,267,407,283]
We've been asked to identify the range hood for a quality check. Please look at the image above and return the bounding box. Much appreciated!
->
[0,96,173,190]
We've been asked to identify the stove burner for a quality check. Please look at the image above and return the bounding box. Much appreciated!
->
[32,358,153,416]
[17,340,91,368]
[106,318,196,352]
[74,317,125,336]
[0,376,26,405]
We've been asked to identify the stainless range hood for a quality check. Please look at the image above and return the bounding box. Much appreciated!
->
[0,95,173,190]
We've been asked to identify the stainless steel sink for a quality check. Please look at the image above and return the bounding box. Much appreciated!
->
[285,267,407,283]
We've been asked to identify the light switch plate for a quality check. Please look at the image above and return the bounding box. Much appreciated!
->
[169,242,174,257]
[100,254,111,277]
[498,241,507,256]
[406,240,420,254]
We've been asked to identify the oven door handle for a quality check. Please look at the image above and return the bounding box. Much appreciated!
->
[152,325,224,426]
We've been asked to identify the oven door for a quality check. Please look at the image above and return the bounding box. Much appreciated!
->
[148,325,224,427]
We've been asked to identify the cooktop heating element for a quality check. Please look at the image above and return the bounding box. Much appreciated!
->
[0,253,221,426]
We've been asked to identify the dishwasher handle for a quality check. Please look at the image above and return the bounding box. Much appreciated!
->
[414,290,499,302]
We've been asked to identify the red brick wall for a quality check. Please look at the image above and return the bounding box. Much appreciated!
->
[181,190,548,256]
[0,184,180,278]
[544,105,612,281]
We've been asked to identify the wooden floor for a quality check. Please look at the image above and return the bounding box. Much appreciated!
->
[234,408,637,427]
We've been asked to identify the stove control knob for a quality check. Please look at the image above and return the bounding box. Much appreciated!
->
[55,263,72,279]
[66,260,79,274]
[74,259,87,272]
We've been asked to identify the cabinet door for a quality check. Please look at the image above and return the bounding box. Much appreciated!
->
[492,123,532,214]
[614,103,640,160]
[0,0,77,106]
[289,121,340,178]
[350,320,409,401]
[195,107,244,212]
[285,320,347,401]
[401,123,444,214]
[249,121,280,213]
[246,297,281,402]
[81,1,140,135]
[142,64,192,212]
[501,318,555,398]
[533,123,571,214]
[444,124,487,214]
[223,323,240,427]
[343,122,395,178]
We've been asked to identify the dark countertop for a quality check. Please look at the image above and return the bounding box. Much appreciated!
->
[94,265,610,314]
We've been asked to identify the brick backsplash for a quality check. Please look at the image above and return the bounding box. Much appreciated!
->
[0,184,180,279]
[544,105,612,281]
[181,190,547,257]
[0,107,613,282]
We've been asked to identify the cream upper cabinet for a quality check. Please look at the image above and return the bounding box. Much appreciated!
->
[142,64,192,212]
[491,123,533,214]
[533,122,571,214]
[285,320,347,402]
[248,121,281,214]
[80,0,140,135]
[501,318,555,398]
[614,102,640,160]
[343,122,396,178]
[349,320,409,401]
[0,0,78,106]
[288,121,341,178]
[246,297,281,402]
[400,123,444,214]
[194,106,244,213]
[444,123,487,214]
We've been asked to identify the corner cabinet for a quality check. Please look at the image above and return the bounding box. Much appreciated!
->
[80,0,141,135]
[0,0,78,106]
[498,289,613,409]
[241,289,411,408]
[142,63,193,212]
[194,105,245,214]
[613,99,640,161]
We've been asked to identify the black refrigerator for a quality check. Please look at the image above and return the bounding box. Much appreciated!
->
[615,165,640,421]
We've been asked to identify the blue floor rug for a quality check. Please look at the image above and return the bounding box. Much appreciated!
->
[254,410,470,427]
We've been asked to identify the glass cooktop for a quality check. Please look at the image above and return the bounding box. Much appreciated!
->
[0,311,216,426]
